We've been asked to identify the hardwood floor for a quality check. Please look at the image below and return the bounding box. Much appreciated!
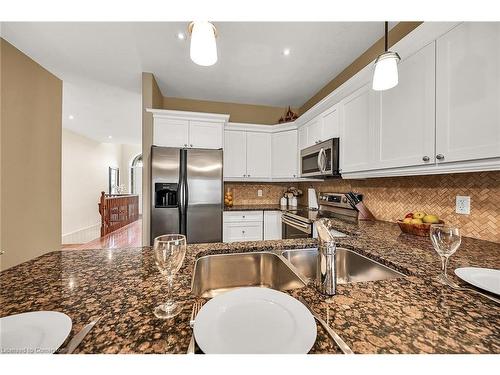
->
[63,219,142,250]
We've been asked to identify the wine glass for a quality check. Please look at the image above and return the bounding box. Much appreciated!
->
[153,234,187,319]
[430,224,461,284]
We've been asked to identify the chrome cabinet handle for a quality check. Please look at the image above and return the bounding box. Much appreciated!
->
[422,156,430,162]
[190,144,193,148]
[436,154,445,160]
[184,144,187,147]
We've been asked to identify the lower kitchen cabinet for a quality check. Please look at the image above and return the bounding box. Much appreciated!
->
[223,211,264,243]
[264,211,282,240]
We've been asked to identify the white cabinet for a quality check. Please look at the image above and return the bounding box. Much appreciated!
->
[189,121,223,149]
[246,132,272,178]
[264,211,282,240]
[298,125,308,150]
[224,130,272,179]
[374,42,436,169]
[321,104,340,140]
[436,22,500,164]
[153,118,189,148]
[306,117,323,146]
[340,83,377,173]
[223,211,263,243]
[224,131,247,178]
[151,110,228,149]
[272,130,298,178]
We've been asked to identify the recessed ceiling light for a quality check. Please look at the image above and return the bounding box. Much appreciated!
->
[108,136,113,139]
[177,32,186,40]
[283,48,291,56]
[68,115,74,120]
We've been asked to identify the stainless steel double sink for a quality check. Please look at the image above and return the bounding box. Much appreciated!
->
[191,248,404,298]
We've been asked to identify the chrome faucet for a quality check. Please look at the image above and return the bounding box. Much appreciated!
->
[315,219,337,295]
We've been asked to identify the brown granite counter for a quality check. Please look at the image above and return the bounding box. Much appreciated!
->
[1,221,499,354]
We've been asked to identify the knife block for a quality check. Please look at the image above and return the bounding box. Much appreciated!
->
[355,201,376,221]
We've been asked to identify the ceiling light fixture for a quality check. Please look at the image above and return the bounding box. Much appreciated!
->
[68,115,74,120]
[188,21,218,66]
[108,136,113,139]
[372,22,401,91]
[177,32,185,40]
[283,48,291,56]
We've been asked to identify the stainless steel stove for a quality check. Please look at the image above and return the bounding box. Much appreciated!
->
[281,192,362,239]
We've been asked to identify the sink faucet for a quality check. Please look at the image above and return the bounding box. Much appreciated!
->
[315,219,337,296]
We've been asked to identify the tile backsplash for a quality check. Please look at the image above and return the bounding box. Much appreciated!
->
[224,182,297,205]
[298,171,500,243]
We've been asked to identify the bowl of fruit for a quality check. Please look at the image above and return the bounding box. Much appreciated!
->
[224,188,234,208]
[397,212,443,237]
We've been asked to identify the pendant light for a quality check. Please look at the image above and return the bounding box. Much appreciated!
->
[372,22,401,91]
[188,21,218,66]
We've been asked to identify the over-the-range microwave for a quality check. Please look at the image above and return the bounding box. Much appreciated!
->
[300,138,341,178]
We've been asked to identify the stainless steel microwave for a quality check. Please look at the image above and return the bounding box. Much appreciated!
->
[300,138,341,178]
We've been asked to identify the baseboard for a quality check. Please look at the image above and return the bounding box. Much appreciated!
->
[62,223,101,244]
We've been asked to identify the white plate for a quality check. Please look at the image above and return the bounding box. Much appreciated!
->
[0,311,72,354]
[193,287,317,354]
[455,267,500,296]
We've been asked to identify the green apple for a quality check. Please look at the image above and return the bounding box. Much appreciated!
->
[423,214,440,224]
[410,218,423,224]
[403,218,412,224]
[413,212,426,220]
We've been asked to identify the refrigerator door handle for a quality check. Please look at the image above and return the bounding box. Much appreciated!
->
[178,149,188,235]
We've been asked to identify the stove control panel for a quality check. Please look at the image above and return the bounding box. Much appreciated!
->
[319,192,362,210]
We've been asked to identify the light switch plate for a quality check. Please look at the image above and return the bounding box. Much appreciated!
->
[257,189,263,197]
[456,196,471,215]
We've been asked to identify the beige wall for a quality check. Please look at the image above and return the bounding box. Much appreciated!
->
[1,39,62,270]
[300,22,423,114]
[163,96,297,125]
[142,72,163,245]
[61,129,123,243]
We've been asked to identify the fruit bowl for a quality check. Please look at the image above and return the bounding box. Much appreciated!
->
[397,220,444,237]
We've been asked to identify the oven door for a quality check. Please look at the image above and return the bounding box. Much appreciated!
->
[282,215,312,239]
[300,138,340,178]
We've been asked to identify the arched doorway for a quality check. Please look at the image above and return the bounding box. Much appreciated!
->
[130,154,142,214]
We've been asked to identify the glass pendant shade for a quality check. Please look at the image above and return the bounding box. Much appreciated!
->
[189,21,217,66]
[372,51,401,91]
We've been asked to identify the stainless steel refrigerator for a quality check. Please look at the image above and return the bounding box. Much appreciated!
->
[150,146,223,244]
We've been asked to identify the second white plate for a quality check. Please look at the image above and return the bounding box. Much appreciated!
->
[455,267,500,296]
[194,287,317,354]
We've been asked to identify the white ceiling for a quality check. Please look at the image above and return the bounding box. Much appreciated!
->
[1,22,397,143]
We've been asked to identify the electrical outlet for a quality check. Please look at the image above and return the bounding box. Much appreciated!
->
[456,196,471,215]
[257,189,263,197]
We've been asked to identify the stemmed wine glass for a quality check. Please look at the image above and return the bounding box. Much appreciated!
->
[430,224,461,284]
[153,234,187,319]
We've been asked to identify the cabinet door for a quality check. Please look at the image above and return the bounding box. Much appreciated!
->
[375,42,436,169]
[436,22,500,163]
[321,104,340,140]
[340,84,376,173]
[298,125,308,150]
[153,118,189,147]
[264,211,282,240]
[246,132,272,178]
[223,131,247,178]
[272,130,298,178]
[223,222,263,242]
[189,121,223,149]
[306,117,323,146]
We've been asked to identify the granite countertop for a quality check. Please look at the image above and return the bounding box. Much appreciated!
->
[1,219,499,354]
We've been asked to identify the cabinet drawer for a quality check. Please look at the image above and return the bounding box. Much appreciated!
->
[223,211,263,223]
[223,222,263,243]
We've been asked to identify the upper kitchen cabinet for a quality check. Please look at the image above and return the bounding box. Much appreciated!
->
[224,129,272,179]
[189,120,224,149]
[246,132,272,178]
[321,104,341,140]
[224,130,247,178]
[149,109,229,149]
[436,22,500,164]
[374,42,436,170]
[340,83,377,173]
[272,130,298,178]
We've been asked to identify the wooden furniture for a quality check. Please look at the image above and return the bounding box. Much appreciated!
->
[99,192,139,237]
